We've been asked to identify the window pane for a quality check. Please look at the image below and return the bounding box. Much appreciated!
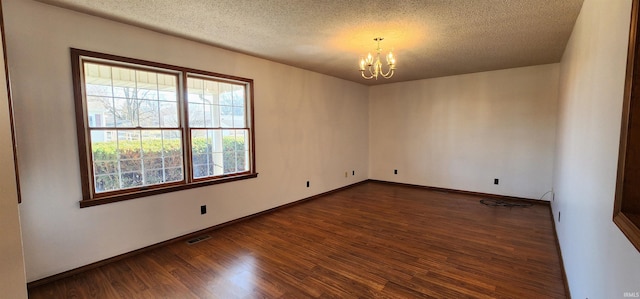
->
[87,96,115,128]
[236,130,249,171]
[157,74,178,129]
[85,64,179,130]
[84,63,113,97]
[211,104,220,127]
[141,130,184,185]
[187,77,203,101]
[91,130,119,193]
[118,130,143,189]
[136,71,158,100]
[188,92,204,104]
[219,83,233,106]
[233,107,245,127]
[191,128,248,178]
[189,102,205,127]
[220,104,233,128]
[158,73,177,100]
[203,81,218,127]
[191,129,211,179]
[223,129,245,174]
[161,130,184,183]
[138,99,160,127]
[187,77,206,132]
[137,86,158,100]
[159,102,178,128]
[188,77,248,131]
[86,83,113,97]
[95,174,120,193]
[204,104,213,128]
[232,85,244,107]
[114,98,138,127]
[89,128,196,193]
[225,130,236,173]
[192,129,228,179]
[212,152,224,175]
[112,67,137,99]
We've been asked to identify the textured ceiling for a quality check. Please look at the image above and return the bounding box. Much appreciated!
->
[36,0,584,86]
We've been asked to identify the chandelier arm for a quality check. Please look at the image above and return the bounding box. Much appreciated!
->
[363,62,375,78]
[380,66,394,78]
[381,68,394,79]
[360,70,375,79]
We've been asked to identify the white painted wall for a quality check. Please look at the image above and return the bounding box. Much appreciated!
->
[3,0,369,281]
[0,5,27,296]
[369,64,559,200]
[553,0,640,297]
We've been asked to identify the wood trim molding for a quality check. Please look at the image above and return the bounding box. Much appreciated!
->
[27,180,368,289]
[548,207,571,298]
[614,213,640,252]
[367,179,551,205]
[79,173,259,208]
[0,0,22,203]
[613,0,640,253]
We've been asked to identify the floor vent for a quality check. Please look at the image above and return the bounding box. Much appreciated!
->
[187,235,211,245]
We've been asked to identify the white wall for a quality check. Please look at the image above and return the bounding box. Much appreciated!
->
[3,0,369,282]
[0,5,27,296]
[369,64,559,200]
[553,0,640,297]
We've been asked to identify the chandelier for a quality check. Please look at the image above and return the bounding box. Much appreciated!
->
[359,37,396,80]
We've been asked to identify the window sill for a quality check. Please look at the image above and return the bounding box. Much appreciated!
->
[79,172,258,208]
[614,211,640,253]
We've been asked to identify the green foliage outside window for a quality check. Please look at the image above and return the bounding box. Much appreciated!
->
[92,136,246,192]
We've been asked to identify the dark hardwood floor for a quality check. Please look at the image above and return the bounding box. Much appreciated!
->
[28,181,566,298]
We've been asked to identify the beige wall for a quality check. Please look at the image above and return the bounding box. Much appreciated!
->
[369,64,559,200]
[0,3,27,296]
[553,0,640,297]
[11,0,640,295]
[4,0,369,281]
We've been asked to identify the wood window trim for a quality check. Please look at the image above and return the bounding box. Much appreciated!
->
[0,0,22,204]
[614,0,640,253]
[71,48,257,208]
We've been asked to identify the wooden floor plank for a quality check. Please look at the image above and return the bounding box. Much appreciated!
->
[28,181,567,298]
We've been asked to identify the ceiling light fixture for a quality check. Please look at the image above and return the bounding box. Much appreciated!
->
[359,37,396,80]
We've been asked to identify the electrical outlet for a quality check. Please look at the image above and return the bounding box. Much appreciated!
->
[345,171,348,178]
[394,169,398,175]
[352,170,355,176]
[200,205,207,215]
[306,181,310,188]
[494,178,499,185]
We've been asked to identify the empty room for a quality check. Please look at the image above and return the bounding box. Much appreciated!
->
[2,0,640,298]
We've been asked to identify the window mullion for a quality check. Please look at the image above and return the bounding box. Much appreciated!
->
[139,129,145,186]
[181,72,193,184]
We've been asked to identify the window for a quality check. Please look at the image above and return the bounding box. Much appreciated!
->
[71,49,256,207]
